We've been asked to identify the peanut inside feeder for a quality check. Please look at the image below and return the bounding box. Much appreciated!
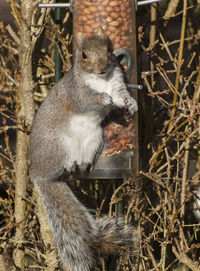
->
[73,0,135,51]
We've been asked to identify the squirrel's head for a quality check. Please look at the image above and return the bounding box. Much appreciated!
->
[76,30,114,76]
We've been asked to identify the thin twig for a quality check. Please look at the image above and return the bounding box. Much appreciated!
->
[168,0,187,131]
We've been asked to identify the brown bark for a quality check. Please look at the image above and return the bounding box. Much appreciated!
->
[0,255,6,271]
[164,0,180,20]
[34,187,59,270]
[13,0,35,268]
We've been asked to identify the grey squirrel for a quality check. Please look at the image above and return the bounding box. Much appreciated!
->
[30,30,138,271]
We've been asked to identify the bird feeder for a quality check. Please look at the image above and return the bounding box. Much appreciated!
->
[73,0,139,179]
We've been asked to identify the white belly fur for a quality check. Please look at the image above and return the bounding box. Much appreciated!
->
[62,113,103,170]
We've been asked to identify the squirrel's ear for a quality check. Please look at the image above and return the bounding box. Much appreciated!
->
[76,32,85,45]
[97,27,106,39]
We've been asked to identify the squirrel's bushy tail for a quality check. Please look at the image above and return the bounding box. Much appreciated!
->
[94,216,134,255]
[34,179,134,271]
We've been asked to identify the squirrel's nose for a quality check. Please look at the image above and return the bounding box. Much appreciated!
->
[98,61,108,73]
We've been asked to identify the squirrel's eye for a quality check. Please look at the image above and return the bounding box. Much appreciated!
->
[82,51,88,59]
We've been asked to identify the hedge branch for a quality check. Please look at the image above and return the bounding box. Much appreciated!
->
[168,0,187,131]
[34,187,59,270]
[164,0,180,20]
[13,0,35,268]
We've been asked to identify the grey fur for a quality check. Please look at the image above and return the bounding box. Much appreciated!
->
[30,33,137,270]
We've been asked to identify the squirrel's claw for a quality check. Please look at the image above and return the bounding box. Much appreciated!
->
[124,97,138,115]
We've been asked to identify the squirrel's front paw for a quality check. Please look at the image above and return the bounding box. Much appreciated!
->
[101,93,113,106]
[124,96,138,115]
